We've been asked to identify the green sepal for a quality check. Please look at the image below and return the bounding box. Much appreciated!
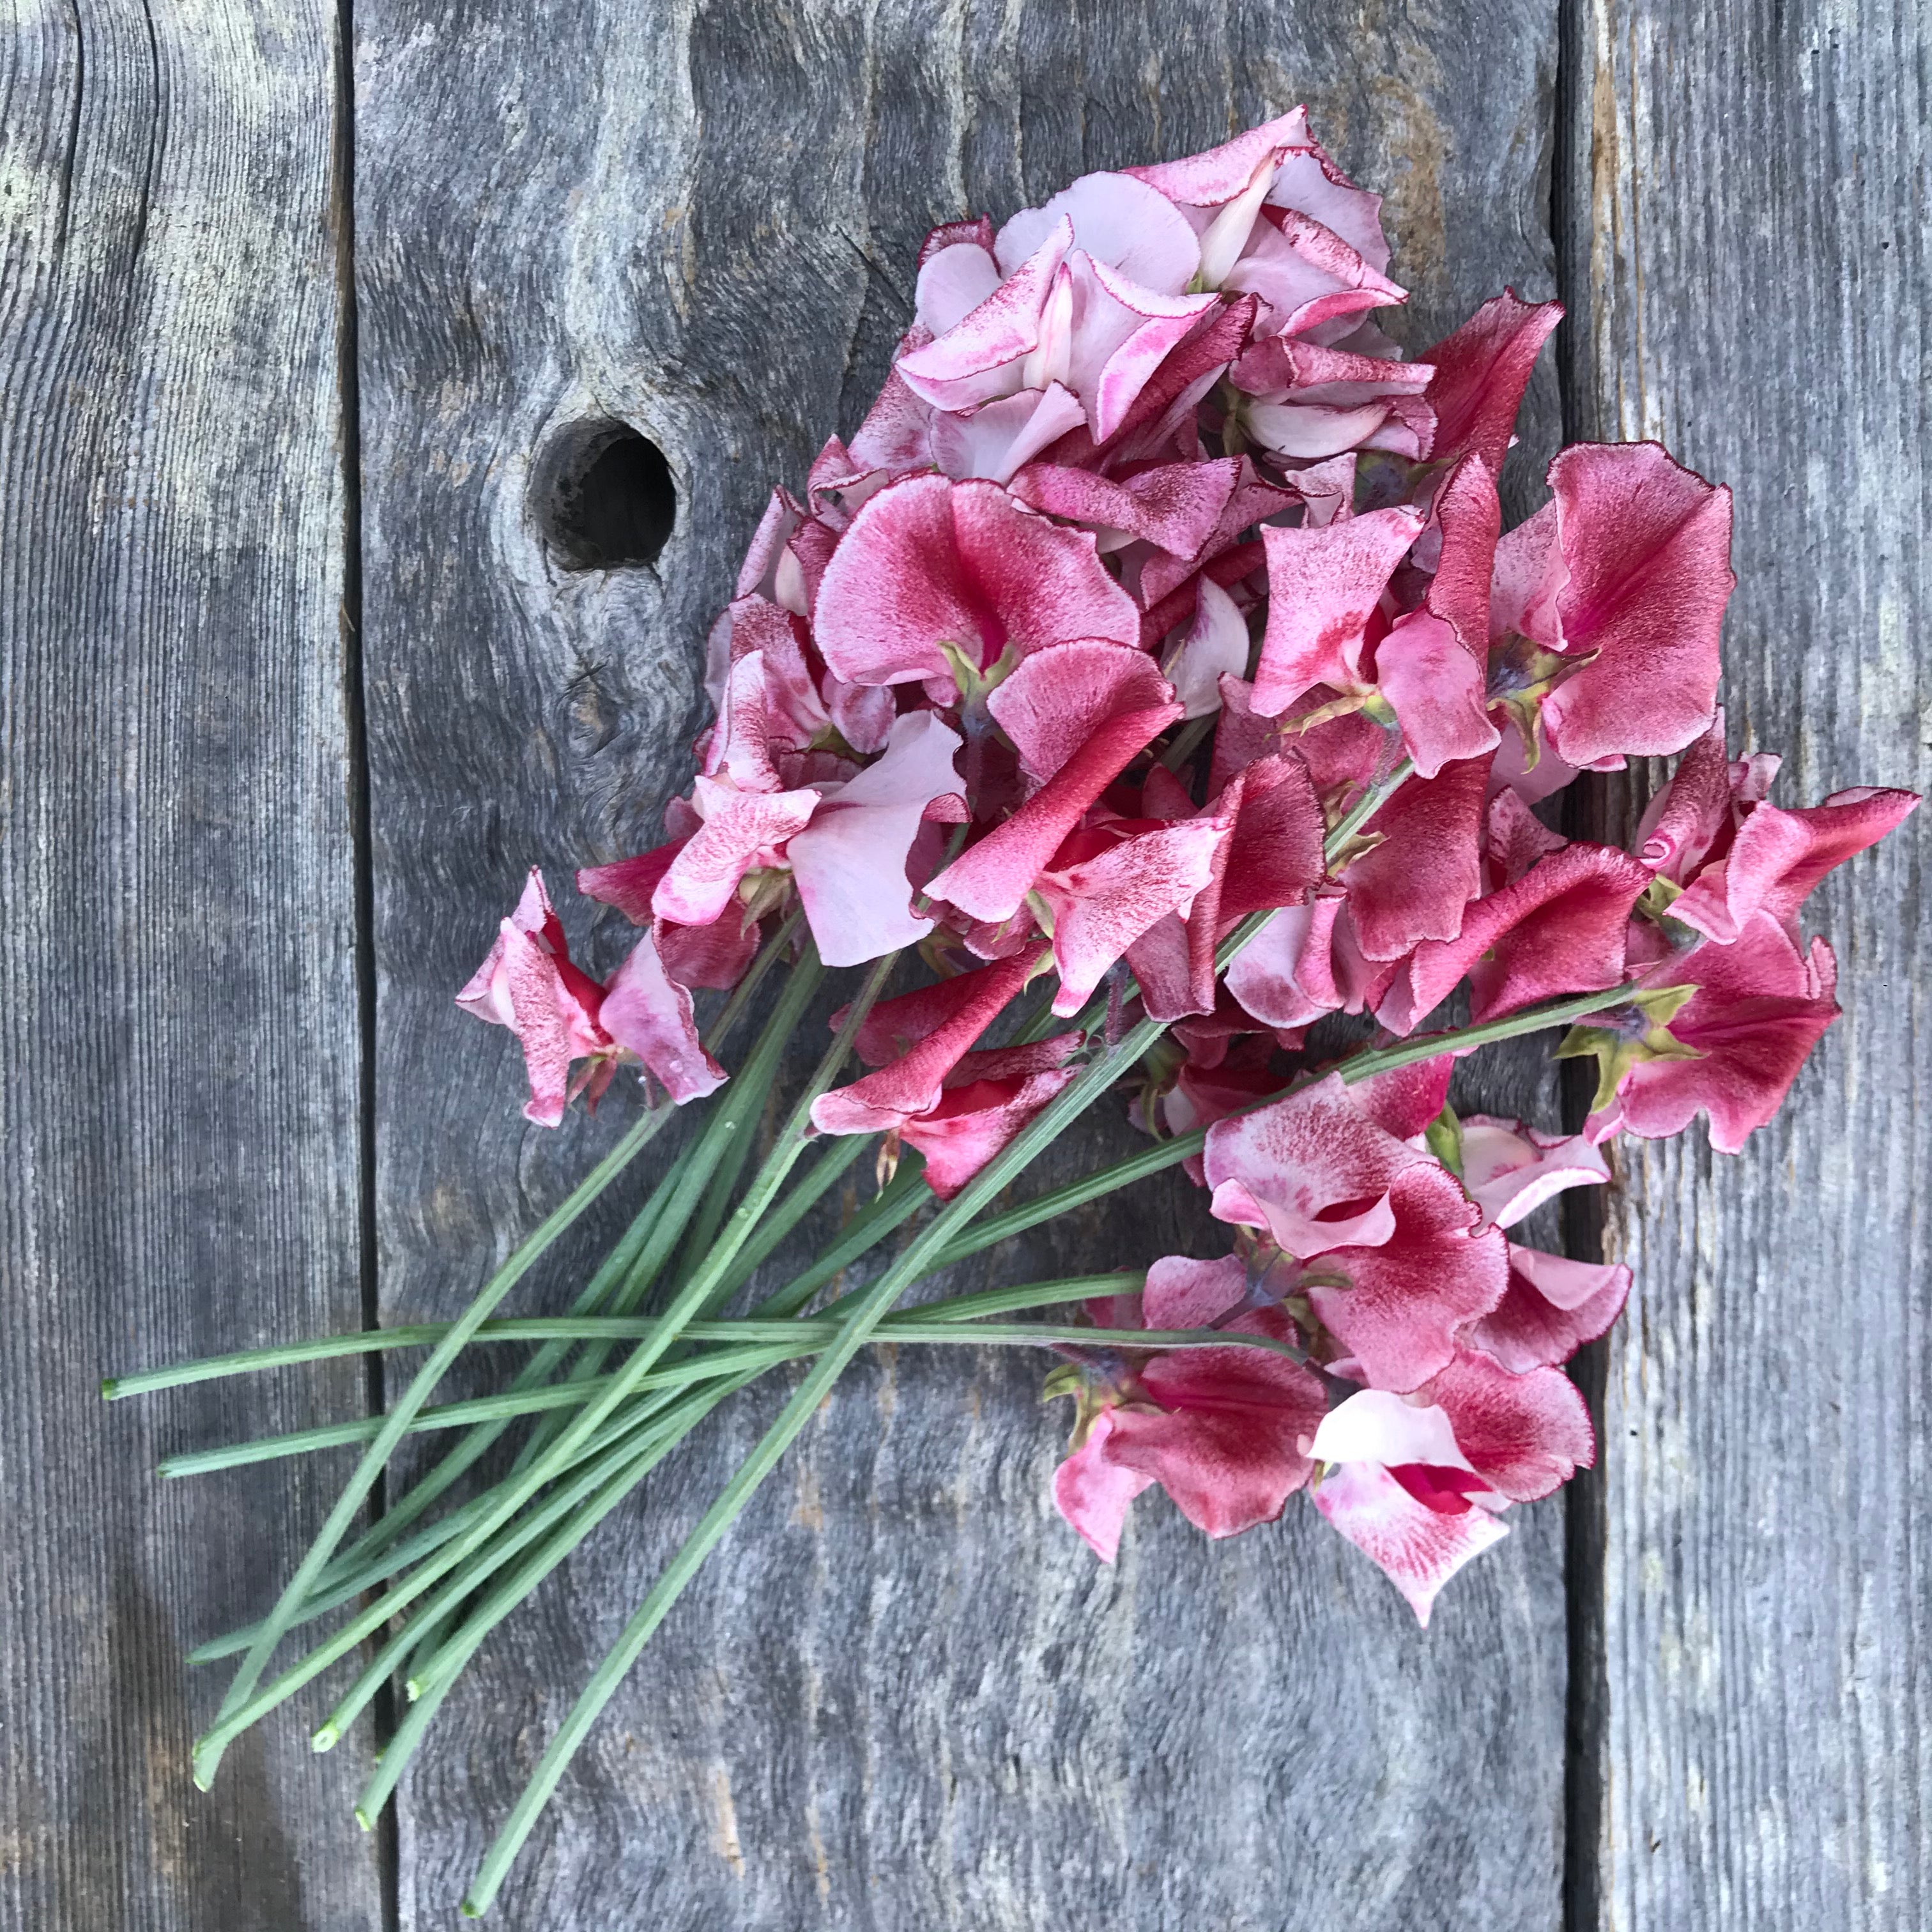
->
[1554,984,1703,1115]
[1424,1102,1464,1177]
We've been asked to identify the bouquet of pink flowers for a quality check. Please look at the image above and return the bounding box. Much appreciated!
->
[116,109,1916,1913]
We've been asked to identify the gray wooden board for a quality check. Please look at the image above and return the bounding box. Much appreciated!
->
[355,2,1572,1924]
[0,1,385,1928]
[1560,2,1930,1926]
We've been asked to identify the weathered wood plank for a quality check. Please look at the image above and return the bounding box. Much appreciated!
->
[1561,3,1929,1924]
[354,3,1574,1922]
[0,1,386,1928]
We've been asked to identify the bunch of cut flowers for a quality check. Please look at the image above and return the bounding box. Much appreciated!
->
[114,109,1917,1913]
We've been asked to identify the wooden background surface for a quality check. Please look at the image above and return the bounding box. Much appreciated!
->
[1,1,1922,1927]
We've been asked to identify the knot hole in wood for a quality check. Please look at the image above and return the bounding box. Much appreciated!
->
[532,417,675,571]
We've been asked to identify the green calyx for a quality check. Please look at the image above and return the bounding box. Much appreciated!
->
[1554,983,1704,1115]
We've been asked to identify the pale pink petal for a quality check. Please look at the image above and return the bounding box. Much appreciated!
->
[916,240,1004,335]
[1309,1388,1472,1473]
[1123,109,1313,205]
[927,383,1087,484]
[995,171,1201,294]
[1314,1458,1509,1627]
[1246,397,1393,459]
[1458,1117,1610,1229]
[896,220,1074,411]
[599,931,728,1105]
[1224,891,1346,1030]
[788,712,965,967]
[1163,576,1252,719]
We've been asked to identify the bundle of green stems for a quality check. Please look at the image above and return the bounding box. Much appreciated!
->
[109,767,1637,1914]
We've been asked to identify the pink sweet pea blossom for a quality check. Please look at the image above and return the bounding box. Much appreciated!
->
[1464,1245,1630,1375]
[1574,910,1842,1153]
[891,1039,1082,1199]
[457,870,724,1122]
[813,475,1140,693]
[1374,454,1503,778]
[1308,1390,1507,1627]
[924,642,1183,926]
[1375,841,1652,1036]
[1418,291,1563,479]
[1252,505,1425,717]
[1052,1252,1327,1561]
[1204,1076,1507,1390]
[1310,1352,1591,1624]
[1491,441,1735,767]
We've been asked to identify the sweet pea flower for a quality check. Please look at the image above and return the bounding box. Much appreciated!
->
[1374,840,1652,1036]
[1565,910,1842,1152]
[889,1039,1083,1199]
[1418,290,1563,479]
[1646,740,1919,948]
[1124,108,1406,342]
[897,176,1222,441]
[1312,1352,1593,1625]
[1204,1076,1507,1390]
[813,475,1141,696]
[457,870,724,1122]
[809,946,1048,1137]
[1052,1252,1328,1562]
[923,641,1183,927]
[1445,1113,1632,1373]
[1490,441,1735,768]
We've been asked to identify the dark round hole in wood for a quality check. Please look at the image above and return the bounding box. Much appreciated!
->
[533,419,676,570]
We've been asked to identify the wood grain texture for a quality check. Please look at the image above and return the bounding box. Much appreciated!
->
[1560,3,1929,1926]
[355,3,1574,1924]
[0,0,386,1928]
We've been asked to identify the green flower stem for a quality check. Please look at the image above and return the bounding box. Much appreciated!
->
[458,1008,1172,1915]
[316,901,799,1560]
[119,1269,1146,1399]
[686,1130,871,1312]
[180,1275,1132,1668]
[190,949,826,1788]
[188,1103,667,1786]
[311,1142,699,1581]
[160,1344,807,1477]
[310,1366,761,1754]
[192,945,884,1781]
[167,1312,1286,1479]
[353,1371,760,1823]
